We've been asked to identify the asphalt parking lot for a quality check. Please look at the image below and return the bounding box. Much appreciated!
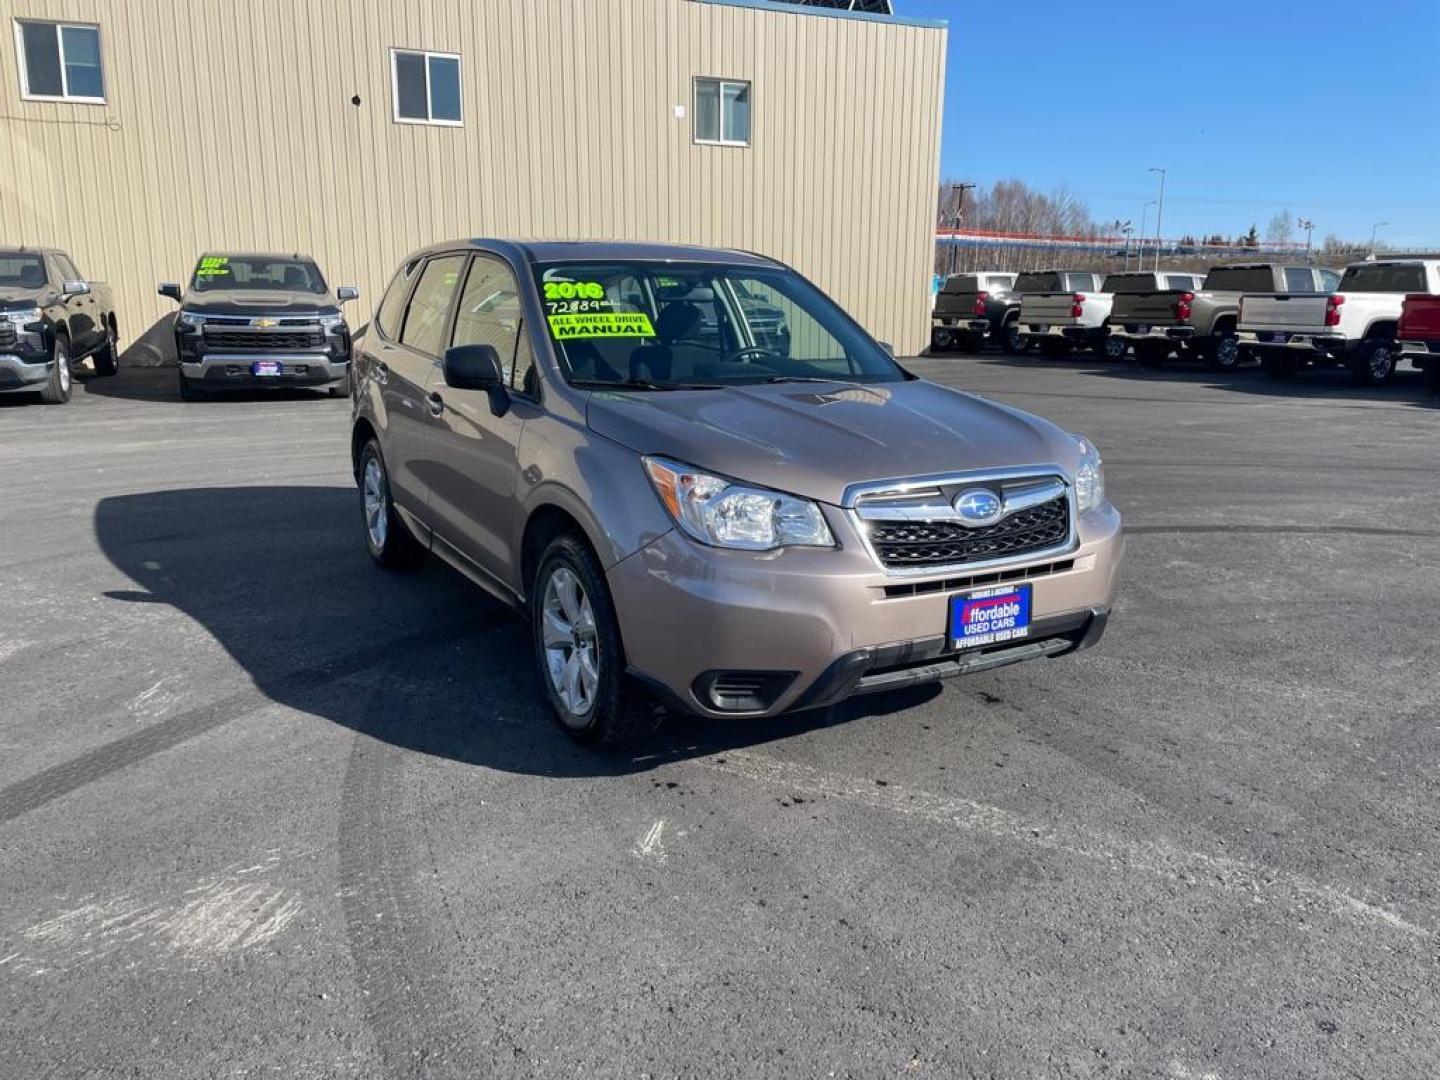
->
[2,355,1437,1079]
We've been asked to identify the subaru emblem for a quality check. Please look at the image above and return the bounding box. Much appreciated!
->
[953,487,1004,527]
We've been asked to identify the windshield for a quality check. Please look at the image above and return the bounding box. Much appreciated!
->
[533,261,906,388]
[190,255,327,294]
[0,254,47,289]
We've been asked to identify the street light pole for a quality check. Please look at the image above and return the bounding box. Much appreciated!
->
[1148,167,1167,272]
[1139,201,1156,270]
[1298,217,1315,261]
[1368,220,1389,255]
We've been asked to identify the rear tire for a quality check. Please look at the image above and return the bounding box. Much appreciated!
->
[358,439,425,568]
[92,321,119,376]
[1261,351,1299,380]
[1000,321,1029,356]
[1349,339,1397,386]
[1136,341,1169,368]
[39,337,73,404]
[531,534,663,746]
[1204,332,1242,372]
[1102,335,1128,361]
[929,326,953,353]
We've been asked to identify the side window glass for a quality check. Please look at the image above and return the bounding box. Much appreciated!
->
[451,255,527,387]
[400,255,465,356]
[1283,268,1312,293]
[375,260,418,339]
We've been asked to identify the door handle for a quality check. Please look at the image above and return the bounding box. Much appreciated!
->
[427,391,444,416]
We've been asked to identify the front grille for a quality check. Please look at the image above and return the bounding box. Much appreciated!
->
[0,323,15,348]
[867,496,1069,570]
[204,330,324,350]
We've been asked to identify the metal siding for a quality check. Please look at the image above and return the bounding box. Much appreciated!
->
[0,0,944,357]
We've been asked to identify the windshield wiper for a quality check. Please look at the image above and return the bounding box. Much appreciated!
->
[568,378,723,392]
[760,375,860,385]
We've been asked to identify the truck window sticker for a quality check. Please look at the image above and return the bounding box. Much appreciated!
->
[196,256,230,277]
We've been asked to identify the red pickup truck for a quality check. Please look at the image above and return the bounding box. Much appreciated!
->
[1397,295,1440,393]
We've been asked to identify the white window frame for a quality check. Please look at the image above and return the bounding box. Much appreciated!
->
[693,77,752,147]
[389,47,463,128]
[13,19,106,104]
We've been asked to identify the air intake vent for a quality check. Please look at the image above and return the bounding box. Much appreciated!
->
[692,670,797,713]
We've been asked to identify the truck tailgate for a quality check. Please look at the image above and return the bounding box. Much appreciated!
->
[1111,292,1181,327]
[1020,294,1079,325]
[1239,295,1327,332]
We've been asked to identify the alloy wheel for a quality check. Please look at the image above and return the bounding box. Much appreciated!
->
[362,457,388,550]
[541,566,599,720]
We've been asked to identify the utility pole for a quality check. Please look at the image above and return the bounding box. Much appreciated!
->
[946,182,976,276]
[1119,220,1134,270]
[1148,167,1167,272]
[1298,217,1315,261]
[1369,220,1389,255]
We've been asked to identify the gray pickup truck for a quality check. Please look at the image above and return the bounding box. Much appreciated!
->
[159,252,359,400]
[0,246,119,404]
[931,272,1019,352]
[1111,263,1339,370]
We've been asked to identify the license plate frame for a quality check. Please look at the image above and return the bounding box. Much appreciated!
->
[949,583,1033,651]
[252,360,282,377]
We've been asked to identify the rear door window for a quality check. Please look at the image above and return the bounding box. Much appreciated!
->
[1283,268,1316,293]
[1339,263,1428,293]
[399,255,465,356]
[1318,269,1341,291]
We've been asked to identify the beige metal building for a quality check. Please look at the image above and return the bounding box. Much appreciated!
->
[0,0,946,358]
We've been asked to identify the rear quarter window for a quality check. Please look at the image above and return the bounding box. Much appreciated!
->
[1339,263,1428,293]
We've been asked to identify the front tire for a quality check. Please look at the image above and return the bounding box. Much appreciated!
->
[358,439,424,568]
[532,534,662,746]
[39,337,73,404]
[1350,339,1397,386]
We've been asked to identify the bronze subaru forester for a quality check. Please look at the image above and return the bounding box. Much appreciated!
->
[350,241,1123,744]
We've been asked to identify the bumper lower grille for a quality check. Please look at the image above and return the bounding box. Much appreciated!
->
[0,324,16,348]
[203,330,324,350]
[867,496,1070,570]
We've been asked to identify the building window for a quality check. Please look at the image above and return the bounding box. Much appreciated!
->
[391,48,462,126]
[694,78,751,146]
[14,20,104,103]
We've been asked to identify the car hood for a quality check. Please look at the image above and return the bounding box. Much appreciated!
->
[181,289,339,317]
[585,378,1083,506]
[0,286,48,311]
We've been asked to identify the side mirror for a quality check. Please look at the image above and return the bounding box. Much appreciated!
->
[158,282,183,302]
[878,340,895,357]
[61,280,90,297]
[443,343,510,416]
[337,286,360,303]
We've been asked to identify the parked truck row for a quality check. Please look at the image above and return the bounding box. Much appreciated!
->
[932,257,1440,390]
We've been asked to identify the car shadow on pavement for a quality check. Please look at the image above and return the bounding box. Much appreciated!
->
[930,349,1437,405]
[94,485,933,779]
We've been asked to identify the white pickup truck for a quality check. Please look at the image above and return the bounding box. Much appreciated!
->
[1238,259,1440,385]
[1014,270,1109,358]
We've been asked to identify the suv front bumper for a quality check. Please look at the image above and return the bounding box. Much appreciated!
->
[609,502,1124,719]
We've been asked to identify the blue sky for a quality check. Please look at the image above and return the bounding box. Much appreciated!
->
[896,0,1440,247]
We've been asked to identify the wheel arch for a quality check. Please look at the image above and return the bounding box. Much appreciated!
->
[350,417,378,480]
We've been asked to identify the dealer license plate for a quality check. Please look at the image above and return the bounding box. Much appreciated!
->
[252,361,282,377]
[950,584,1032,651]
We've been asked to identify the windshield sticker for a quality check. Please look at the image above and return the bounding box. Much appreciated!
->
[195,256,230,277]
[544,280,616,317]
[547,312,655,340]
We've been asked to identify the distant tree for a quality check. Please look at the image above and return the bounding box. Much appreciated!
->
[1266,210,1295,246]
[1206,234,1227,247]
[1243,224,1260,248]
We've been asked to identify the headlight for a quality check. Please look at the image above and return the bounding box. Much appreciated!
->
[177,311,205,329]
[642,456,835,551]
[4,308,42,325]
[1074,435,1105,513]
[320,314,347,333]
